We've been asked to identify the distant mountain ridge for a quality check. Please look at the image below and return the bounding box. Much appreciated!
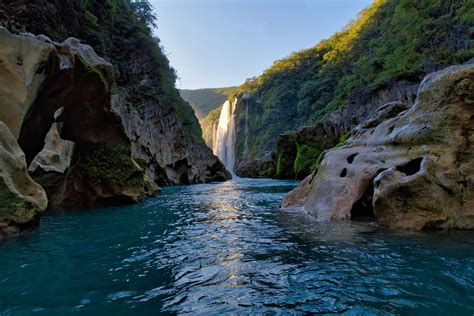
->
[180,87,235,120]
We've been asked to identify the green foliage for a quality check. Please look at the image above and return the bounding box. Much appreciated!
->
[83,145,145,188]
[200,105,223,146]
[130,0,157,29]
[266,165,275,177]
[180,87,236,120]
[65,0,203,142]
[275,154,286,178]
[336,133,350,147]
[294,143,321,179]
[85,10,98,26]
[233,0,474,162]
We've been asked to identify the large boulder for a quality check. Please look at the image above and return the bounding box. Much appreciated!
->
[0,122,47,240]
[282,64,474,230]
[0,27,53,138]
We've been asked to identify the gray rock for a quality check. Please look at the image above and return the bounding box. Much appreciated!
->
[29,122,75,174]
[282,64,474,230]
[0,27,53,138]
[111,95,230,185]
[0,122,47,240]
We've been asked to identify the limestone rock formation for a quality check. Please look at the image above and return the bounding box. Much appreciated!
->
[0,27,53,138]
[0,122,47,240]
[282,64,474,230]
[29,122,75,174]
[112,95,230,185]
[0,2,231,188]
[0,27,153,208]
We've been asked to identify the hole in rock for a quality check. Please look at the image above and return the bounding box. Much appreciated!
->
[347,153,358,164]
[350,179,375,221]
[396,157,423,176]
[340,168,347,177]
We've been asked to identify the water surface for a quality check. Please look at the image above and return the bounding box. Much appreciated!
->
[1,178,473,315]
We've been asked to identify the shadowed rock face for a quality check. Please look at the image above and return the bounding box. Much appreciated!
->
[0,122,47,240]
[111,95,231,185]
[0,28,153,208]
[283,64,474,230]
[17,35,126,165]
[0,28,53,139]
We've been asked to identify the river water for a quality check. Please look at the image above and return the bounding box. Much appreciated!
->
[1,178,473,315]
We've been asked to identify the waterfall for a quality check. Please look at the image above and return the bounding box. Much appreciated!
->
[211,120,218,153]
[214,99,237,172]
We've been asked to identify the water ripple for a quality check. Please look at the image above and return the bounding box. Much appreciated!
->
[0,178,473,315]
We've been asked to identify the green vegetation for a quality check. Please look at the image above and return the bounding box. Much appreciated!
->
[230,0,474,164]
[20,0,204,142]
[83,145,145,188]
[336,133,350,147]
[273,139,323,179]
[180,87,236,120]
[265,165,275,177]
[0,185,27,216]
[294,143,321,179]
[200,105,223,146]
[275,154,286,178]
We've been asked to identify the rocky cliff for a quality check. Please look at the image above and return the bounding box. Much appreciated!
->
[282,65,474,231]
[0,27,149,208]
[0,0,229,186]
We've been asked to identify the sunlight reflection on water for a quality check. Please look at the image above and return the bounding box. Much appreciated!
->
[0,178,473,315]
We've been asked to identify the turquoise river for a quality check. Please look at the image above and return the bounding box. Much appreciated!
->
[0,178,473,315]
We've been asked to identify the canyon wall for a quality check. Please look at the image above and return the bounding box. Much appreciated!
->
[200,0,473,180]
[0,0,230,185]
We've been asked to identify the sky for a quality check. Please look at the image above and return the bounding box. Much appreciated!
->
[152,0,372,89]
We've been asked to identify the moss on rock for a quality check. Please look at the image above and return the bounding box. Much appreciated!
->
[83,145,145,189]
[294,143,322,180]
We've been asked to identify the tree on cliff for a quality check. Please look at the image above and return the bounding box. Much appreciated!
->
[130,0,157,29]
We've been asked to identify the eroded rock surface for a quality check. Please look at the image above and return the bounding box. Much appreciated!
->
[112,95,230,185]
[283,64,474,230]
[0,122,47,240]
[29,122,75,174]
[0,2,231,188]
[0,27,53,138]
[0,28,153,208]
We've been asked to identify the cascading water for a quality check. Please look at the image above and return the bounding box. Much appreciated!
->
[211,120,218,153]
[214,99,237,172]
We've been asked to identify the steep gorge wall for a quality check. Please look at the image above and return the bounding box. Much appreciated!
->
[0,0,230,186]
[207,0,474,180]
